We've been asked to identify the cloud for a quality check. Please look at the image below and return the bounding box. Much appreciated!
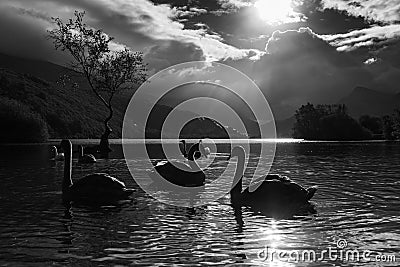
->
[265,27,318,53]
[0,4,66,63]
[320,0,400,23]
[293,1,400,54]
[319,24,400,51]
[218,0,253,10]
[144,40,205,72]
[364,57,378,65]
[0,0,264,64]
[226,27,385,118]
[265,24,400,54]
[11,6,53,23]
[210,0,252,16]
[174,6,208,18]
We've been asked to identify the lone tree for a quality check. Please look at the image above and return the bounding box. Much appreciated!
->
[48,11,147,153]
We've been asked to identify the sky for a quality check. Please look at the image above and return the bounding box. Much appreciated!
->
[0,0,399,119]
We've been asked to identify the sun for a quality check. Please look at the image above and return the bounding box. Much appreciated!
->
[254,0,299,25]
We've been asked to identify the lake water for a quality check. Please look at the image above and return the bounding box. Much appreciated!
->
[0,140,399,266]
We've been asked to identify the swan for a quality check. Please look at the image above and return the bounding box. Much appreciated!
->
[83,145,100,154]
[228,146,317,209]
[61,139,133,203]
[50,146,64,161]
[186,140,211,160]
[148,142,208,187]
[78,145,96,163]
[179,140,188,158]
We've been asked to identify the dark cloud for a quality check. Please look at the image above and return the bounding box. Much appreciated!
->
[0,6,67,63]
[365,40,400,92]
[144,40,205,72]
[295,0,371,34]
[225,29,381,119]
[320,0,400,23]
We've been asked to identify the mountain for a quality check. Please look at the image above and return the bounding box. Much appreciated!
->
[276,116,295,137]
[251,116,295,138]
[0,53,246,139]
[338,86,400,118]
[0,67,124,139]
[0,53,79,84]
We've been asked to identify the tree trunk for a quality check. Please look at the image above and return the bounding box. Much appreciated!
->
[99,105,113,155]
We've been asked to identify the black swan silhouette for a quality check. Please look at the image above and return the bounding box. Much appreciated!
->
[78,145,96,163]
[179,140,188,158]
[50,146,64,161]
[61,140,133,203]
[180,140,210,160]
[148,142,209,187]
[229,146,317,210]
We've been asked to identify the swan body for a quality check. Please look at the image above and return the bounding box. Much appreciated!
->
[83,145,100,154]
[148,142,207,187]
[229,146,317,209]
[152,160,205,187]
[50,146,64,161]
[61,140,133,203]
[78,145,96,163]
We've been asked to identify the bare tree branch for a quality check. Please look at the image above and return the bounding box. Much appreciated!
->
[47,11,147,152]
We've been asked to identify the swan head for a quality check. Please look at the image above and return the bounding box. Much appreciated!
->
[199,140,211,158]
[228,146,245,160]
[60,139,72,151]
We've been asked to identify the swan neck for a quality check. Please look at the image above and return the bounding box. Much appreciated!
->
[79,146,83,157]
[187,143,199,161]
[188,159,201,172]
[52,147,57,158]
[231,150,245,195]
[63,144,73,192]
[180,142,187,157]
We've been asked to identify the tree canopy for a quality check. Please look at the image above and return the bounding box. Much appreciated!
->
[293,103,372,140]
[48,11,147,152]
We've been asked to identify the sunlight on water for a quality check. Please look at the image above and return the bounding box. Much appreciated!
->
[0,141,399,266]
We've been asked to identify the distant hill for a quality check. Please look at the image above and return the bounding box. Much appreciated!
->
[338,86,400,118]
[0,67,124,138]
[0,53,246,140]
[276,116,295,137]
[251,116,295,138]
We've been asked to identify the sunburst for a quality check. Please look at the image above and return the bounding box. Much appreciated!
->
[254,0,301,25]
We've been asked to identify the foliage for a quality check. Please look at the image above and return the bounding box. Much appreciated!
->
[0,97,49,143]
[47,11,147,150]
[0,68,126,139]
[359,115,383,135]
[383,110,400,140]
[393,109,400,139]
[293,103,372,140]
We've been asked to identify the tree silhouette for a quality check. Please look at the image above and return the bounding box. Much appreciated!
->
[48,11,147,153]
[293,103,371,140]
[359,115,382,135]
[391,109,400,139]
[382,115,395,140]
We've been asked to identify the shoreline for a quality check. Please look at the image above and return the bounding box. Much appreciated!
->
[1,138,399,146]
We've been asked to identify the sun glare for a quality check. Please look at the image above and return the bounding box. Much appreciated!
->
[254,0,298,25]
